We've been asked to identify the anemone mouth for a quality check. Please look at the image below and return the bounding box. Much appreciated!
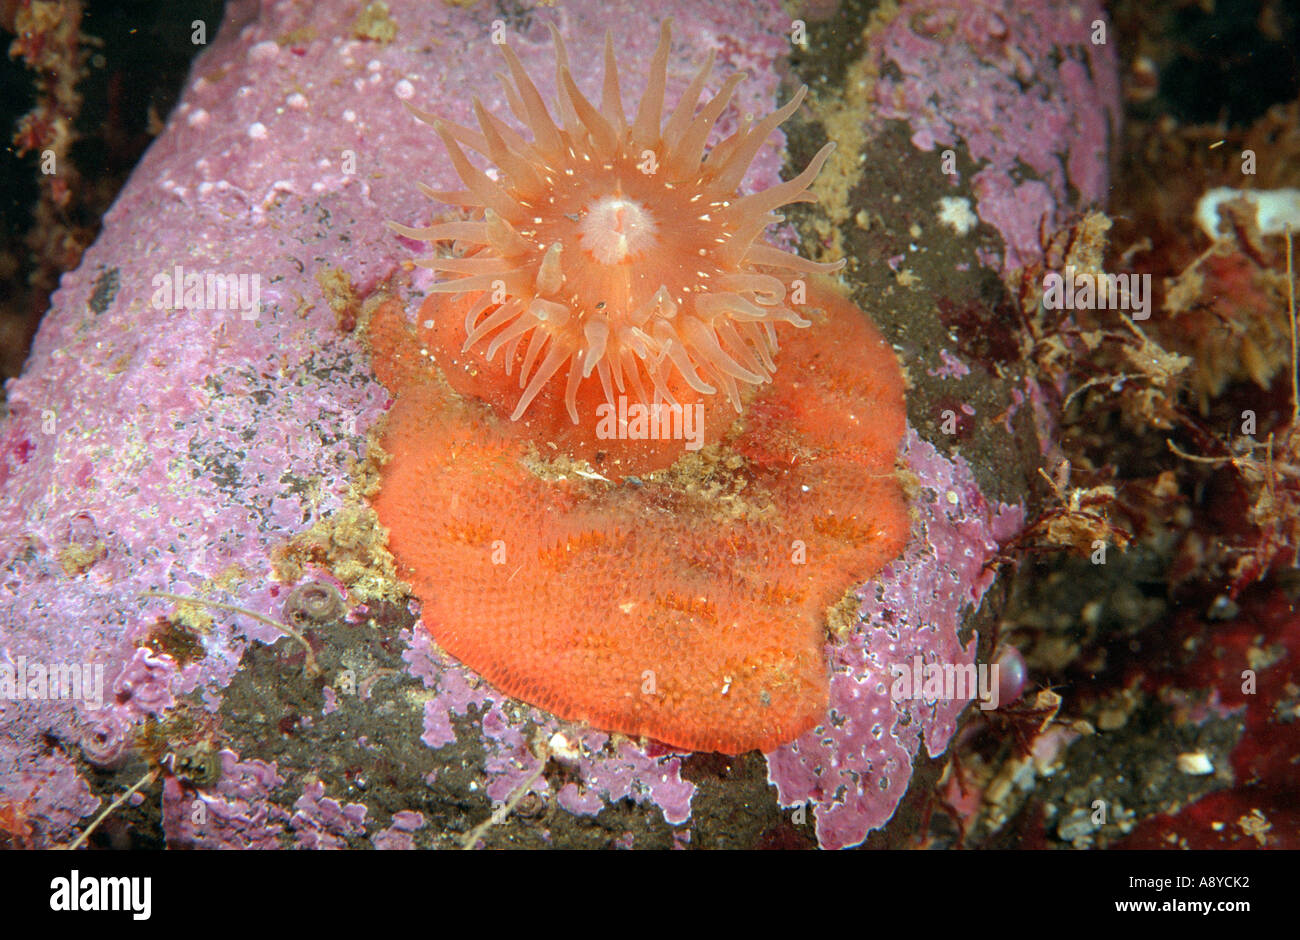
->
[578,196,657,264]
[390,19,844,424]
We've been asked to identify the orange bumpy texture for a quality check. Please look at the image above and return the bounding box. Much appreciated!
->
[369,284,908,753]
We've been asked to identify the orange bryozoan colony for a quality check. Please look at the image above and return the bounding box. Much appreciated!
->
[370,22,910,753]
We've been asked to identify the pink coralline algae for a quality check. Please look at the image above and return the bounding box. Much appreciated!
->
[0,752,99,845]
[372,810,425,851]
[404,628,697,826]
[162,751,288,850]
[767,431,1024,849]
[112,648,178,719]
[0,0,1115,848]
[872,0,1119,271]
[291,781,368,850]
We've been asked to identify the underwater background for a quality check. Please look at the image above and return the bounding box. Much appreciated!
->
[0,0,1297,850]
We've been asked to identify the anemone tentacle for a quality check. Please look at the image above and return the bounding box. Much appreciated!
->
[392,20,843,423]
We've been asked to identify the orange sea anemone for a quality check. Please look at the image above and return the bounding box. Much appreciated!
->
[372,22,909,754]
[389,20,841,451]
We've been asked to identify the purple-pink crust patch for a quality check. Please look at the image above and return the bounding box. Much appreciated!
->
[871,0,1119,270]
[766,429,1024,849]
[404,627,697,831]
